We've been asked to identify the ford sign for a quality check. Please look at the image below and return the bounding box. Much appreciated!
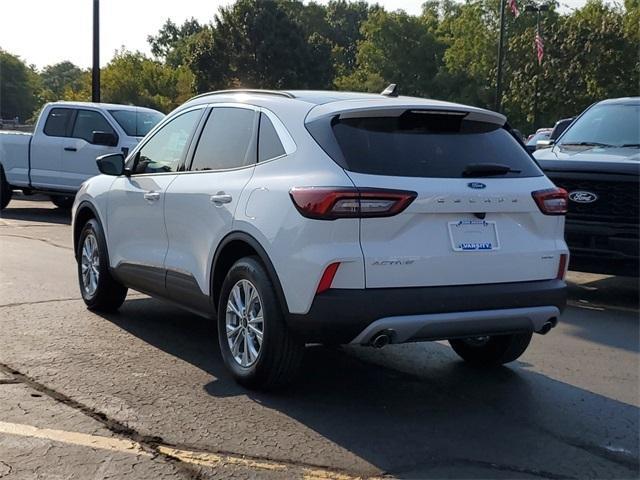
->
[569,191,598,203]
[467,182,486,189]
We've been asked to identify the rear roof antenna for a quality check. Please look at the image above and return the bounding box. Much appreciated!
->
[381,83,399,97]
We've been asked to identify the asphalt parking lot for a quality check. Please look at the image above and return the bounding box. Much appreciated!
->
[0,195,638,479]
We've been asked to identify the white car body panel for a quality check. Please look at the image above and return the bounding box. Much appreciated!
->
[73,90,567,324]
[107,175,178,272]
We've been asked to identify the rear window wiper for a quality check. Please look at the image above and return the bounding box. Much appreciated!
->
[560,141,614,148]
[619,143,640,148]
[463,163,521,177]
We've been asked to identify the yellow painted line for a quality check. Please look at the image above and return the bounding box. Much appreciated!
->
[0,421,149,456]
[0,420,384,479]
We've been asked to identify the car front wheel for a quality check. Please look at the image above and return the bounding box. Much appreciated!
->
[217,256,304,390]
[77,219,127,312]
[449,332,533,366]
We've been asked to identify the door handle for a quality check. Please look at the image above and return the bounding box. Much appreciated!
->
[210,193,232,205]
[64,147,77,152]
[143,191,161,202]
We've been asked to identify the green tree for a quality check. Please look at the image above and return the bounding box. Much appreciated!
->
[188,0,333,91]
[148,18,204,68]
[39,61,89,102]
[101,50,193,112]
[336,9,445,96]
[0,50,40,121]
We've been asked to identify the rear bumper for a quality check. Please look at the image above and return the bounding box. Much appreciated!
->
[287,279,567,344]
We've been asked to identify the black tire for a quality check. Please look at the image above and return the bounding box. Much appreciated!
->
[51,195,74,209]
[0,165,12,210]
[449,332,533,366]
[77,218,127,312]
[217,256,304,390]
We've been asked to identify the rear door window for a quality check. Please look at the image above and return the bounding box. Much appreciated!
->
[328,111,542,178]
[43,108,73,137]
[190,107,258,171]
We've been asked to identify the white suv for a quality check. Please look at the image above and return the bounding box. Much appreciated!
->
[72,89,569,389]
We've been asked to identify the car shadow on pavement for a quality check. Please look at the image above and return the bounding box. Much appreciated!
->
[0,195,71,225]
[102,297,639,479]
[567,274,639,311]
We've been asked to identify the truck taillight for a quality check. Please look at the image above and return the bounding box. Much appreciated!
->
[289,187,417,220]
[532,188,568,215]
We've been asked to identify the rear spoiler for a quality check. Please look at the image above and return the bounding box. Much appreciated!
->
[305,98,506,126]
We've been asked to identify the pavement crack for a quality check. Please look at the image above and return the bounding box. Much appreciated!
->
[0,233,72,251]
[0,297,82,309]
[0,460,12,478]
[0,363,377,480]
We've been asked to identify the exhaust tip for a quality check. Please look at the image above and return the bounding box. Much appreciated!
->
[538,318,558,335]
[371,330,393,348]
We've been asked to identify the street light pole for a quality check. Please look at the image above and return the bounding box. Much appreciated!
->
[92,0,100,103]
[495,0,506,112]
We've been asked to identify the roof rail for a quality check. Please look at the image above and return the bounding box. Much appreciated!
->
[189,89,296,101]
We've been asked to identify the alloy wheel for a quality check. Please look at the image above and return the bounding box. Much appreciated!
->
[225,279,264,367]
[80,233,100,296]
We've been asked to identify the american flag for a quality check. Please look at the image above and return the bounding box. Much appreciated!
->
[508,0,520,17]
[535,30,544,65]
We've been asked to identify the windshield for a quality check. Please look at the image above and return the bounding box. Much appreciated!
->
[559,103,640,148]
[109,109,164,137]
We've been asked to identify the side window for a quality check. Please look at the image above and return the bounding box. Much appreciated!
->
[71,110,116,143]
[258,113,286,162]
[132,109,203,175]
[43,108,73,137]
[190,107,257,171]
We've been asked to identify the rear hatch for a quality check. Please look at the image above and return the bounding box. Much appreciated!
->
[307,104,566,288]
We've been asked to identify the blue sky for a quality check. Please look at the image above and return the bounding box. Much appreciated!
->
[1,0,594,69]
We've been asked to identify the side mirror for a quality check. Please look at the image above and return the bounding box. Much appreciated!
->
[96,153,126,176]
[92,131,118,146]
[536,139,554,150]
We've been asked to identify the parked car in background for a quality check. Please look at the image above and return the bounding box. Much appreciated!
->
[72,89,568,389]
[0,102,164,210]
[525,128,552,153]
[535,118,575,150]
[535,97,639,276]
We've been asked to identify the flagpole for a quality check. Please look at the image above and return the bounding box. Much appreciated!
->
[495,0,506,112]
[525,3,549,131]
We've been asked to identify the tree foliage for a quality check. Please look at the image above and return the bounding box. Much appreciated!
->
[0,50,40,121]
[1,0,637,132]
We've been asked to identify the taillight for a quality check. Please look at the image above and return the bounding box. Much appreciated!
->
[289,187,417,220]
[532,188,568,215]
[557,253,568,280]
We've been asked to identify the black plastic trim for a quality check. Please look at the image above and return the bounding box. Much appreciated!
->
[288,279,567,344]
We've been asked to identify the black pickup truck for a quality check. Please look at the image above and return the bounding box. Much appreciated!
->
[534,97,639,277]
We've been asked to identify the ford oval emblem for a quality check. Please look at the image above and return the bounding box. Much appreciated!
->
[467,182,486,189]
[569,191,598,203]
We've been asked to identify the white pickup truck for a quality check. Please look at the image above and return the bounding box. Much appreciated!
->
[0,101,164,210]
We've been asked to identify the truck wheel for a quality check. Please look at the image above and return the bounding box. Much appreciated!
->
[217,256,304,390]
[51,195,74,209]
[77,219,128,312]
[0,166,12,210]
[449,332,533,366]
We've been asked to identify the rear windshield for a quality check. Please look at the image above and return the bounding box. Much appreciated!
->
[109,109,164,137]
[327,111,541,178]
